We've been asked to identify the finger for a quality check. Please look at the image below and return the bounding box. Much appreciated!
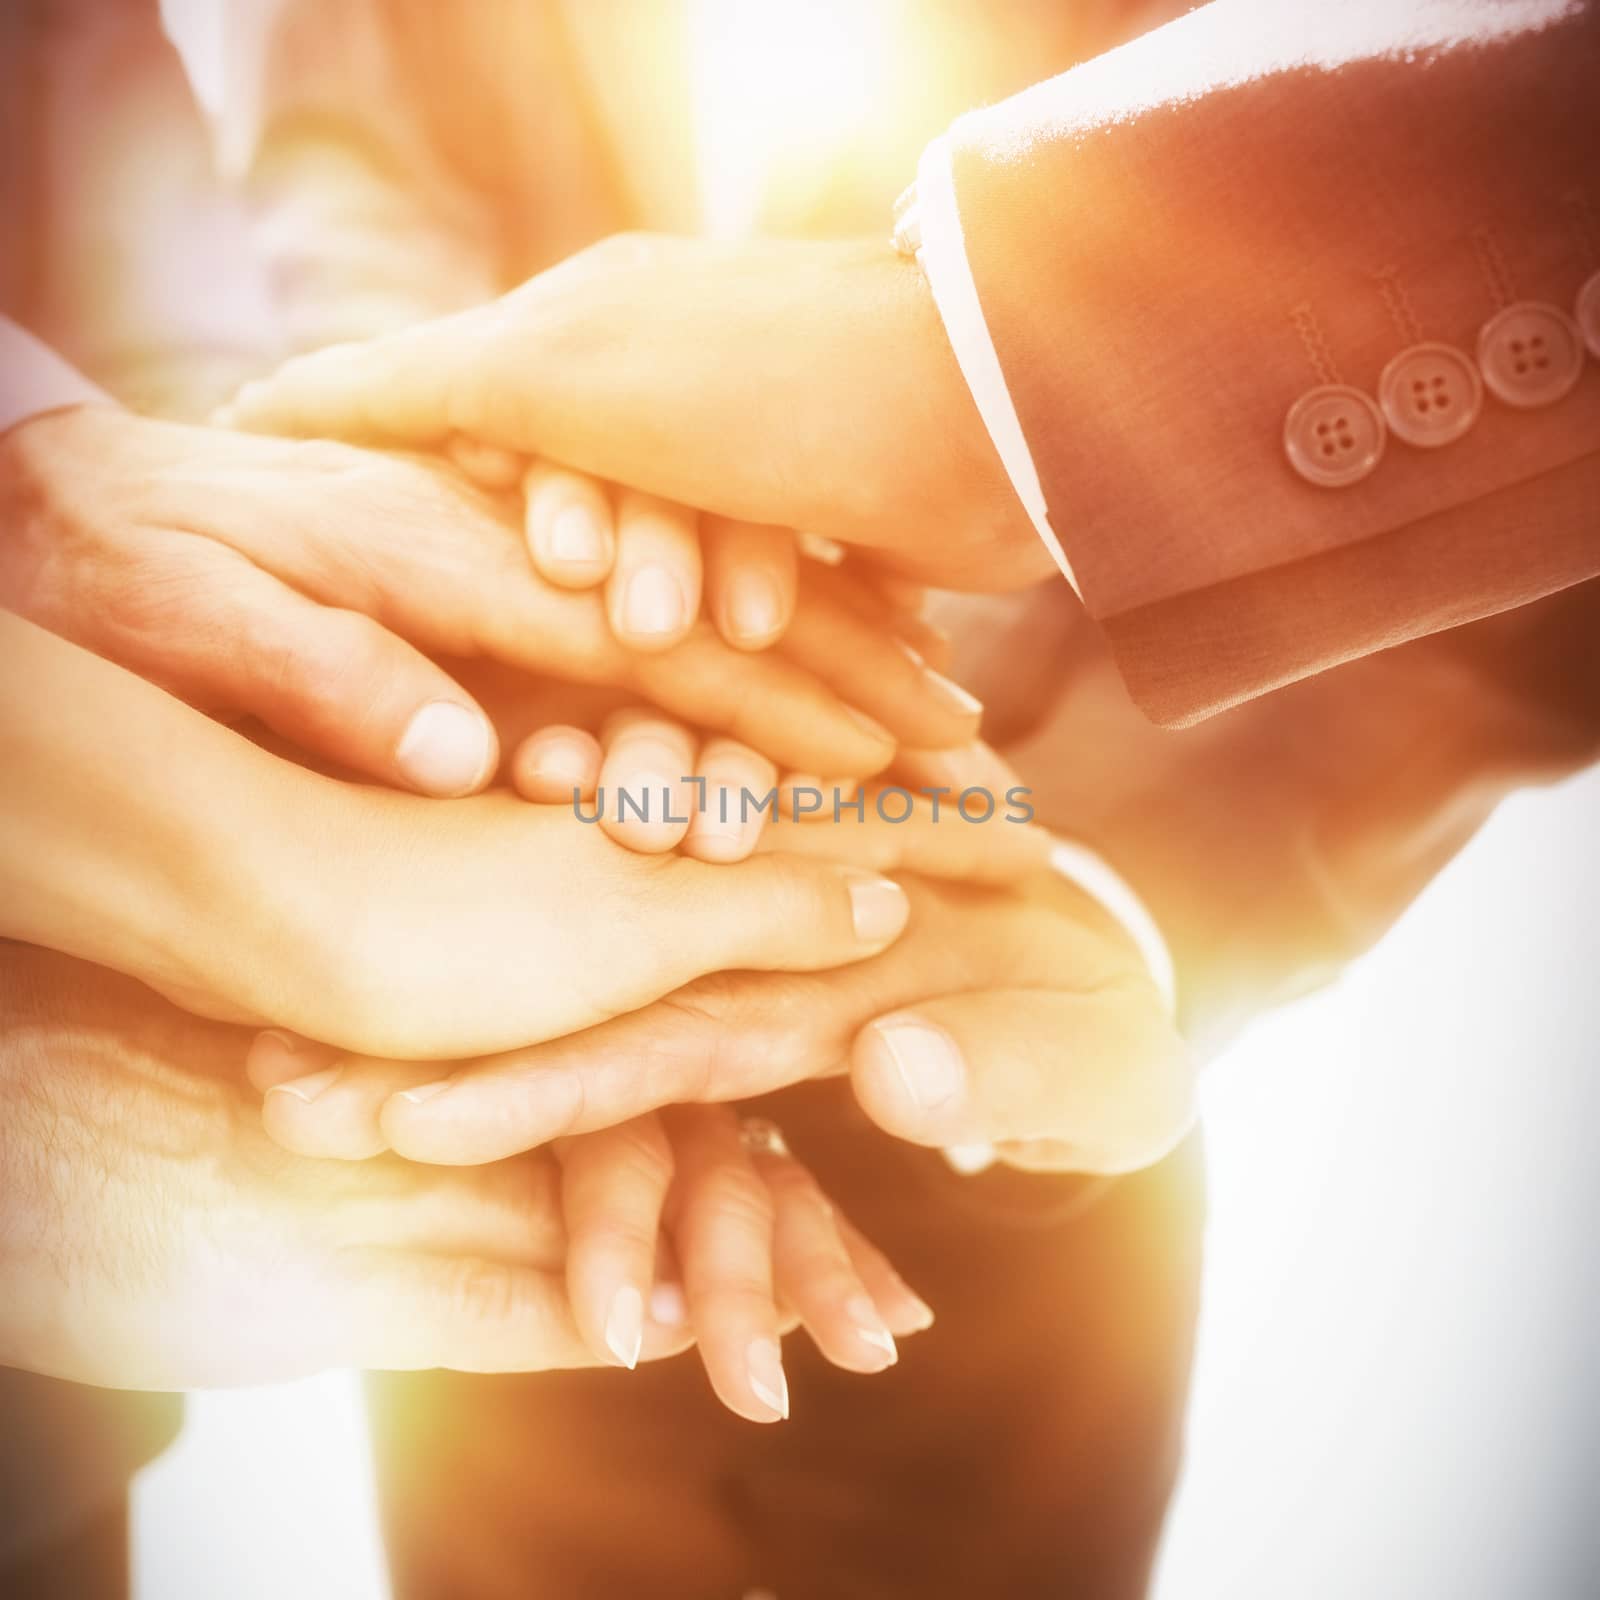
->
[263,1054,440,1159]
[246,1028,337,1092]
[663,1107,788,1423]
[890,740,1023,797]
[605,491,701,652]
[595,709,698,852]
[338,1248,594,1372]
[222,316,473,443]
[446,435,525,491]
[338,1153,568,1269]
[778,577,982,752]
[510,725,603,803]
[755,793,1053,884]
[522,461,615,588]
[850,987,1195,1176]
[835,1214,936,1337]
[682,738,778,863]
[98,539,497,797]
[556,1116,675,1369]
[374,855,913,1164]
[703,518,797,651]
[747,1133,899,1374]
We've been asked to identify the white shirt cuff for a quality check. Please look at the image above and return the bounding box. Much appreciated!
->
[912,134,1080,597]
[1047,837,1178,1016]
[0,320,114,439]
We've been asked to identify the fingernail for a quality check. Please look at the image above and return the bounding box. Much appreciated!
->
[621,565,688,638]
[548,503,609,570]
[846,1295,898,1366]
[922,667,983,718]
[396,701,494,796]
[396,1079,452,1106]
[247,1028,300,1086]
[843,706,894,748]
[746,1338,789,1420]
[526,741,593,791]
[902,1292,936,1332]
[725,569,784,644]
[267,1065,342,1105]
[604,1285,644,1369]
[868,1015,965,1111]
[847,873,908,944]
[649,1281,687,1328]
[688,784,755,859]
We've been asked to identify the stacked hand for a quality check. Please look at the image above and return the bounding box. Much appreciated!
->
[222,236,1052,590]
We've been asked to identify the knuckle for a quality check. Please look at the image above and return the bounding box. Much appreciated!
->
[687,1163,775,1238]
[441,1258,526,1328]
[607,1121,675,1191]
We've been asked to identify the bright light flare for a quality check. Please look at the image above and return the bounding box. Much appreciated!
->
[688,0,894,236]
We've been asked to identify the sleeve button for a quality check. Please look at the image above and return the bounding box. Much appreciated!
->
[1572,270,1600,362]
[1283,384,1386,487]
[1377,343,1483,447]
[1476,301,1585,408]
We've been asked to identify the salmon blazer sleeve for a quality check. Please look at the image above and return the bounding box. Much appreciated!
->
[906,0,1600,724]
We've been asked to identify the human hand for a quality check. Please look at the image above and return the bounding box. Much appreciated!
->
[222,235,1048,591]
[0,947,925,1419]
[0,944,640,1388]
[447,436,805,656]
[515,706,1051,871]
[248,866,1192,1176]
[0,405,981,790]
[0,615,910,1059]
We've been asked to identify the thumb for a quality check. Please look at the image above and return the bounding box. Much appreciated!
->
[175,564,498,795]
[849,986,1194,1176]
[634,851,912,993]
[220,308,486,444]
[338,1249,592,1372]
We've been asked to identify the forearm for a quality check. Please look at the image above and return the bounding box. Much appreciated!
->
[0,611,330,1020]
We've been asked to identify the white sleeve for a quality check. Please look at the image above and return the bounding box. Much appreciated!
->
[0,319,115,438]
[903,134,1081,597]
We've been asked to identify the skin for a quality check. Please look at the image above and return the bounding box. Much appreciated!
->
[251,868,1195,1179]
[0,946,929,1419]
[0,612,913,1060]
[222,236,1048,591]
[0,404,983,794]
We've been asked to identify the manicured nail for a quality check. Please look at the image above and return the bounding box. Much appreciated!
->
[846,874,908,944]
[396,1079,452,1106]
[869,1015,965,1111]
[746,1338,789,1420]
[901,1292,936,1332]
[604,1285,644,1369]
[548,503,609,570]
[725,569,784,644]
[846,1295,898,1366]
[396,701,494,796]
[620,565,687,638]
[649,1281,687,1328]
[922,667,983,718]
[267,1065,342,1105]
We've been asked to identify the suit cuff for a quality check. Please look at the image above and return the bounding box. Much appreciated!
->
[908,135,1080,597]
[0,321,115,439]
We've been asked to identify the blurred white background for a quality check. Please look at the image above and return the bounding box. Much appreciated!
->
[133,766,1600,1598]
